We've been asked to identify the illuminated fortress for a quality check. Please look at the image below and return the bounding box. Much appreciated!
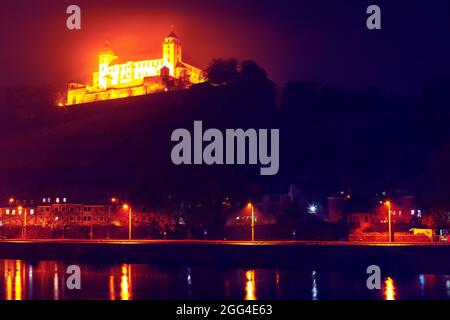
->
[66,32,204,105]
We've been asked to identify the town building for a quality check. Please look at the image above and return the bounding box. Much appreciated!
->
[327,190,423,229]
[226,183,302,226]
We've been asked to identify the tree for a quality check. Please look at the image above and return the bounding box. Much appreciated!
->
[416,145,450,228]
[239,60,269,82]
[204,58,238,85]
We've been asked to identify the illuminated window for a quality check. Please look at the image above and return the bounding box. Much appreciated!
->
[5,209,10,215]
[63,198,67,203]
[56,198,60,203]
[411,210,415,215]
[43,198,46,203]
[30,209,34,215]
[12,210,16,215]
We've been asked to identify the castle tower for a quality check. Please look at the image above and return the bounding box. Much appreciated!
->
[162,32,182,76]
[97,43,117,89]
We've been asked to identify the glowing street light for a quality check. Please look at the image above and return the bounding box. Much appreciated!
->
[8,198,14,205]
[385,201,392,242]
[123,204,132,240]
[308,205,317,214]
[247,202,255,242]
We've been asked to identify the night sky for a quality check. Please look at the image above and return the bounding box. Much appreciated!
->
[1,0,450,94]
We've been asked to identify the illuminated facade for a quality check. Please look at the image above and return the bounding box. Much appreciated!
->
[66,32,204,105]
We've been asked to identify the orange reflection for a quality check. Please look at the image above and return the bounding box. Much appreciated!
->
[384,277,396,300]
[5,262,12,300]
[245,270,256,300]
[4,260,24,300]
[109,274,116,300]
[53,265,59,300]
[120,264,131,300]
[14,260,22,300]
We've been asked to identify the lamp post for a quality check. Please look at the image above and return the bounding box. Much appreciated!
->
[123,204,132,240]
[19,206,27,239]
[247,202,255,242]
[385,201,392,242]
[108,198,118,240]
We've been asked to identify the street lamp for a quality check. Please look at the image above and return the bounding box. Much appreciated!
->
[247,202,255,242]
[385,201,392,242]
[308,204,317,214]
[123,204,132,240]
[19,206,27,239]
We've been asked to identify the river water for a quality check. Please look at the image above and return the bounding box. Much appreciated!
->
[0,259,449,300]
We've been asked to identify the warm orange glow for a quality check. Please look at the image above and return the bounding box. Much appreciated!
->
[4,260,25,300]
[109,274,116,300]
[384,277,396,300]
[111,197,117,203]
[120,264,131,300]
[8,198,14,204]
[14,261,22,300]
[245,270,256,300]
[5,261,12,300]
[385,201,391,206]
[122,204,129,210]
[247,202,252,208]
[66,33,204,106]
[53,265,60,300]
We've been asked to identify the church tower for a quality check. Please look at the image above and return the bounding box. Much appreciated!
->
[97,43,117,89]
[162,32,182,76]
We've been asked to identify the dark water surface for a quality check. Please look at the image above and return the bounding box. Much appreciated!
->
[0,259,449,300]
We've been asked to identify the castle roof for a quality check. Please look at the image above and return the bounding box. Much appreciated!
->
[176,61,186,68]
[167,31,178,38]
[99,40,114,54]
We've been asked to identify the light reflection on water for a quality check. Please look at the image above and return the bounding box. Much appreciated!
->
[0,259,449,300]
[245,270,256,300]
[384,277,396,300]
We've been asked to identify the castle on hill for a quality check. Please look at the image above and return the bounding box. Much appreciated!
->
[66,32,204,105]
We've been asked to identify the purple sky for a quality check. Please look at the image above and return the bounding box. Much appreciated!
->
[1,0,450,94]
